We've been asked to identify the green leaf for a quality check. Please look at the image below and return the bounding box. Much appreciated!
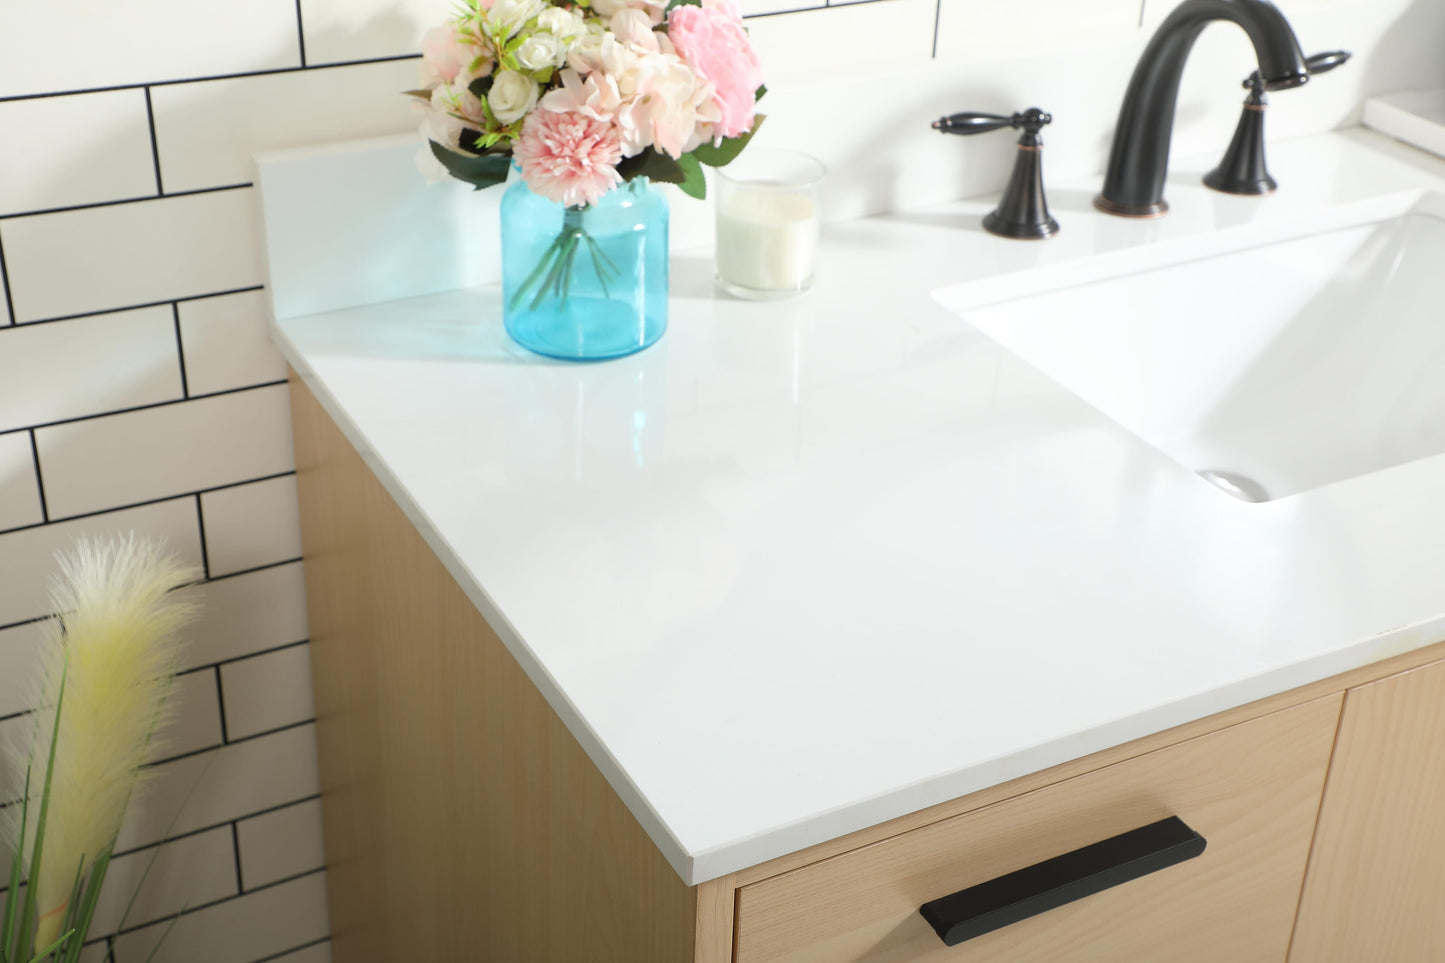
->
[427,141,511,191]
[17,663,68,963]
[22,928,71,963]
[403,88,433,101]
[691,114,765,168]
[755,84,767,102]
[616,148,686,185]
[675,153,706,200]
[664,0,702,11]
[2,767,30,960]
[467,74,494,100]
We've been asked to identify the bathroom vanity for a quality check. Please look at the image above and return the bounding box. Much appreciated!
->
[272,129,1445,962]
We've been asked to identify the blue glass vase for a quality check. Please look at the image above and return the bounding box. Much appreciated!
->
[501,177,668,361]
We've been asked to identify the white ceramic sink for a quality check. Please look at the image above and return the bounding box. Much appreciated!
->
[942,192,1445,502]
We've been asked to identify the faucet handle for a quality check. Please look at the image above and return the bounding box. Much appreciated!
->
[932,109,1053,137]
[1305,49,1352,75]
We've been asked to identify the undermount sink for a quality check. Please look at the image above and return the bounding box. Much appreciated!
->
[938,192,1445,502]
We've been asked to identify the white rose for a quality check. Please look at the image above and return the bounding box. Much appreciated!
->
[487,0,546,39]
[487,69,540,125]
[537,6,585,38]
[516,34,567,72]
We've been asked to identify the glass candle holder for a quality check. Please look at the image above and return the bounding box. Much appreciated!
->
[715,149,825,300]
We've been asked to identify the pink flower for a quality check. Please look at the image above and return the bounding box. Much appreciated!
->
[421,26,473,85]
[514,109,624,208]
[666,0,762,139]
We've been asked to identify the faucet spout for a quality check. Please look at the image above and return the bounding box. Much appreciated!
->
[1096,0,1308,217]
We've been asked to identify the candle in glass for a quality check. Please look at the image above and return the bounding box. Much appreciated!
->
[715,149,826,300]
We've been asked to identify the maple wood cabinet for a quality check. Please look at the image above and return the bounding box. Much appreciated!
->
[290,376,1445,963]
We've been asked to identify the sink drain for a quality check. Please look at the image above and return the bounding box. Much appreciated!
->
[1198,470,1271,503]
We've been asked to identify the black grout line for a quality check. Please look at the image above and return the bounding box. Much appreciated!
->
[0,233,16,324]
[27,429,50,523]
[0,379,287,441]
[195,493,213,580]
[0,182,253,222]
[5,284,263,327]
[142,717,315,771]
[0,708,32,723]
[0,54,422,104]
[106,866,327,941]
[0,613,55,633]
[294,0,308,68]
[207,556,304,583]
[930,0,943,58]
[0,469,298,539]
[231,821,245,893]
[172,303,191,398]
[176,638,310,679]
[214,665,229,743]
[109,794,321,862]
[251,935,330,963]
[143,87,165,196]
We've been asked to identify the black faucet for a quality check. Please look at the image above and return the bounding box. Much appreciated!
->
[1095,0,1310,218]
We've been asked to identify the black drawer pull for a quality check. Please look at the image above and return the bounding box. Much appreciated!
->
[919,815,1206,946]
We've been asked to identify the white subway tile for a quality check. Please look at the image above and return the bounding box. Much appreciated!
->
[220,644,314,741]
[77,943,109,963]
[200,476,302,579]
[300,0,438,64]
[152,61,421,194]
[268,942,331,963]
[236,798,326,890]
[0,306,184,434]
[117,724,321,853]
[0,190,262,323]
[746,0,934,84]
[738,0,821,14]
[176,290,288,397]
[34,385,294,520]
[0,91,156,216]
[0,712,36,804]
[184,562,309,671]
[937,0,1140,58]
[0,0,300,100]
[113,871,328,963]
[0,432,43,531]
[154,670,225,762]
[92,828,237,937]
[0,498,203,627]
[0,619,48,717]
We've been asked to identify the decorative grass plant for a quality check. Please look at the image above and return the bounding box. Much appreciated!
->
[1,536,199,963]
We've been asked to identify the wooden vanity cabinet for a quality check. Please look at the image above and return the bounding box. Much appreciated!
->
[1290,657,1445,960]
[289,375,1445,963]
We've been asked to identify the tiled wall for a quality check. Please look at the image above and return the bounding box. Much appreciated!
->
[3,0,1445,960]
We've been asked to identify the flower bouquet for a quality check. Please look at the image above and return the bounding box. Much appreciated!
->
[409,0,765,359]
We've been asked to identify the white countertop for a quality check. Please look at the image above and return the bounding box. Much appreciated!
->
[273,127,1445,885]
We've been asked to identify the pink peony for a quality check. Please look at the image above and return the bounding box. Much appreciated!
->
[666,0,762,139]
[513,109,624,208]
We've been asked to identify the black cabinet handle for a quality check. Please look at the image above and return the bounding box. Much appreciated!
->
[918,815,1206,947]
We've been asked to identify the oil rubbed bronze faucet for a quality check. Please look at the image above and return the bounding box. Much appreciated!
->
[1095,0,1310,218]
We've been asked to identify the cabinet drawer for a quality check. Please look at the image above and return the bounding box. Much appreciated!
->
[735,694,1342,962]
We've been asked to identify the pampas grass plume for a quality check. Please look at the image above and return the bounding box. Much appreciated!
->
[11,536,199,952]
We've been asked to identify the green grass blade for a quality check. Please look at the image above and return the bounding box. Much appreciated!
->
[22,928,71,963]
[510,234,566,312]
[3,767,32,959]
[58,848,108,963]
[584,236,612,300]
[113,753,211,939]
[139,905,186,963]
[17,662,68,961]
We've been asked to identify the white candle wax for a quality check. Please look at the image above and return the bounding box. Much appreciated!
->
[715,186,819,294]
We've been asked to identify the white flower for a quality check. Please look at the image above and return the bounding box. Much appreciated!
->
[592,0,667,24]
[537,6,585,39]
[486,0,546,39]
[609,9,660,52]
[516,34,568,72]
[488,69,540,125]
